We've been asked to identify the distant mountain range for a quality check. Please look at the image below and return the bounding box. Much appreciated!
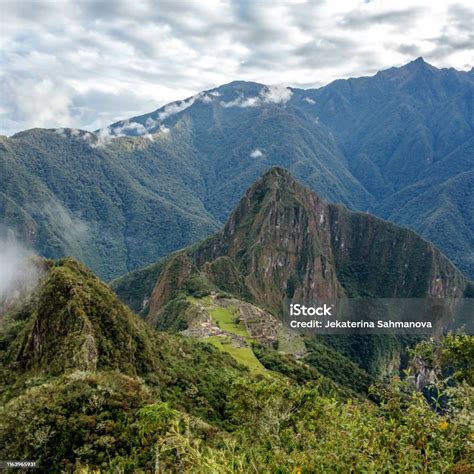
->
[1,58,473,279]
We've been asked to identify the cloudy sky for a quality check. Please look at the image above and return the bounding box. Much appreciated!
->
[1,0,472,136]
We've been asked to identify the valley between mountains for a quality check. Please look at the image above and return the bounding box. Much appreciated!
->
[0,58,473,472]
[0,168,472,471]
[1,58,473,280]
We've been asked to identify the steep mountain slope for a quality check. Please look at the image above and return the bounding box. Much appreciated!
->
[109,81,373,220]
[113,168,469,376]
[2,59,472,280]
[1,259,471,471]
[0,258,249,389]
[0,129,219,280]
[294,58,474,276]
[0,257,364,467]
[0,257,248,469]
[375,170,474,276]
[141,168,467,314]
[89,58,474,279]
[300,58,473,192]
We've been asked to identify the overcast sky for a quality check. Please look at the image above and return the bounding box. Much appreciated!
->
[1,0,472,136]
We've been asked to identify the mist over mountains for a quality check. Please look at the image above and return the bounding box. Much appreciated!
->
[0,238,43,315]
[1,57,473,472]
[1,58,473,280]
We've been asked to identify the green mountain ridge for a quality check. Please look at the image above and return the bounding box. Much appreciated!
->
[0,258,251,469]
[1,256,472,471]
[0,129,220,280]
[113,168,470,376]
[2,59,472,280]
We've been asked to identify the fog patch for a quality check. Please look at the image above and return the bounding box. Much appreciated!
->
[42,202,90,248]
[91,121,154,147]
[250,148,263,158]
[261,86,293,104]
[0,238,43,315]
[220,85,293,108]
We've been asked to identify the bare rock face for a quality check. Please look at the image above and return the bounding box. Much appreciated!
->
[147,167,467,321]
[140,168,469,377]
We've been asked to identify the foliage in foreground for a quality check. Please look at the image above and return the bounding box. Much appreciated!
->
[1,358,472,472]
[0,258,472,472]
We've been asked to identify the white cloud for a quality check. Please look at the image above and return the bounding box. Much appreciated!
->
[221,85,292,108]
[200,94,213,103]
[145,117,158,129]
[94,120,154,146]
[221,94,260,108]
[3,78,73,131]
[157,95,197,121]
[260,85,293,104]
[304,97,316,104]
[34,201,90,249]
[0,0,472,135]
[250,148,263,158]
[220,95,245,108]
[0,237,43,314]
[116,121,149,135]
[94,127,115,147]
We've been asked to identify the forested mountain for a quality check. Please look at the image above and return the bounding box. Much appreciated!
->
[113,168,470,376]
[1,256,472,471]
[0,129,220,280]
[1,59,472,279]
[295,57,474,277]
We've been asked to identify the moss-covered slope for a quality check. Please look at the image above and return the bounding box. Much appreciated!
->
[1,259,471,472]
[0,258,253,424]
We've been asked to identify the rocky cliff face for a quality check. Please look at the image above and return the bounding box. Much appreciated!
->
[138,168,469,377]
[147,167,467,320]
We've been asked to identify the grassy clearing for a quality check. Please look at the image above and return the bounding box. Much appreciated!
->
[203,336,266,375]
[208,305,251,340]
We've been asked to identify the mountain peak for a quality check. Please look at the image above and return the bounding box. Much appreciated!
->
[374,57,437,80]
[261,166,293,181]
[402,56,438,73]
[241,166,322,215]
[254,166,310,191]
[10,258,159,375]
[145,169,466,318]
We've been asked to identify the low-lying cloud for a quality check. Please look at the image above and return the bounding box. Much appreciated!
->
[221,85,293,108]
[260,86,293,104]
[0,238,43,315]
[250,148,263,158]
[92,121,154,147]
[157,95,198,121]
